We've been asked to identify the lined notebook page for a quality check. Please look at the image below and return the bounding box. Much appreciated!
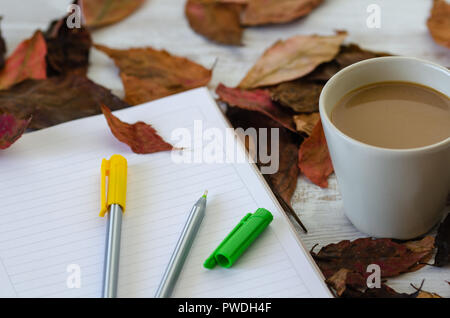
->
[0,88,330,298]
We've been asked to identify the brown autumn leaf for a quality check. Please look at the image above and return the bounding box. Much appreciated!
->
[327,268,443,298]
[0,113,31,150]
[95,44,212,105]
[239,31,347,89]
[44,14,92,76]
[326,269,368,297]
[328,269,426,298]
[311,236,435,280]
[427,0,450,49]
[266,127,301,204]
[101,104,173,154]
[270,79,323,112]
[185,0,243,45]
[226,107,301,204]
[216,83,296,132]
[434,213,450,267]
[218,0,248,3]
[80,0,145,29]
[416,291,443,298]
[345,283,419,298]
[0,75,129,130]
[293,112,320,136]
[298,120,333,188]
[0,17,6,69]
[307,44,391,82]
[0,30,47,90]
[241,0,323,26]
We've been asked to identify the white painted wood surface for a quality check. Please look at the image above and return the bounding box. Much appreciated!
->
[2,0,449,297]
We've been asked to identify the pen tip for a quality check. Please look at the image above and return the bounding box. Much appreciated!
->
[203,190,208,198]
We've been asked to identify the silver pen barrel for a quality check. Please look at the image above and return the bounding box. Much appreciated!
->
[102,204,123,298]
[155,195,207,298]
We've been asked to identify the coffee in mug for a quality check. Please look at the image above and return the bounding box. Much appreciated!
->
[331,81,450,149]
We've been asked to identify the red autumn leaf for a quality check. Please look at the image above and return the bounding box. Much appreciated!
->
[216,83,296,132]
[44,13,92,76]
[298,120,333,187]
[95,44,212,105]
[0,75,129,130]
[434,213,450,267]
[241,0,323,26]
[0,30,47,90]
[101,104,173,154]
[0,17,6,69]
[80,0,145,29]
[427,0,450,49]
[185,0,243,45]
[311,236,435,280]
[0,113,31,149]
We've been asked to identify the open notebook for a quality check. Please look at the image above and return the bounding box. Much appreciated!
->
[0,88,331,298]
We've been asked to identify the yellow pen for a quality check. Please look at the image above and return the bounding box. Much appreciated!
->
[100,154,127,298]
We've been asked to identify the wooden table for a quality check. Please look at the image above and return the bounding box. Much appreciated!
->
[3,0,449,297]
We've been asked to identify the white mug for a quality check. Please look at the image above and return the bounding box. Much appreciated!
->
[319,57,450,239]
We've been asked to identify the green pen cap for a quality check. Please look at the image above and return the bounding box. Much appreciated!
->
[204,208,273,269]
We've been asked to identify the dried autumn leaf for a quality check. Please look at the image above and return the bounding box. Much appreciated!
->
[266,128,301,204]
[239,31,347,89]
[270,79,323,112]
[293,112,320,136]
[226,107,301,204]
[327,269,442,298]
[45,14,92,76]
[0,75,129,130]
[325,269,366,297]
[427,0,450,48]
[307,44,391,82]
[0,17,6,69]
[80,0,145,29]
[216,83,296,132]
[298,120,333,188]
[185,0,243,45]
[345,283,420,298]
[0,31,47,90]
[434,213,450,267]
[95,44,212,105]
[101,105,173,154]
[219,0,248,3]
[0,113,31,149]
[416,291,442,298]
[241,0,323,26]
[311,236,435,280]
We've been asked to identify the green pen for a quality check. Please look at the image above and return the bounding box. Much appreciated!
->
[204,208,273,269]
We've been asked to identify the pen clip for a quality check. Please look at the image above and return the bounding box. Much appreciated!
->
[100,158,110,217]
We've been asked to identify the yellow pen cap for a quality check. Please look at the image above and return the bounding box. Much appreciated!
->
[100,154,128,217]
